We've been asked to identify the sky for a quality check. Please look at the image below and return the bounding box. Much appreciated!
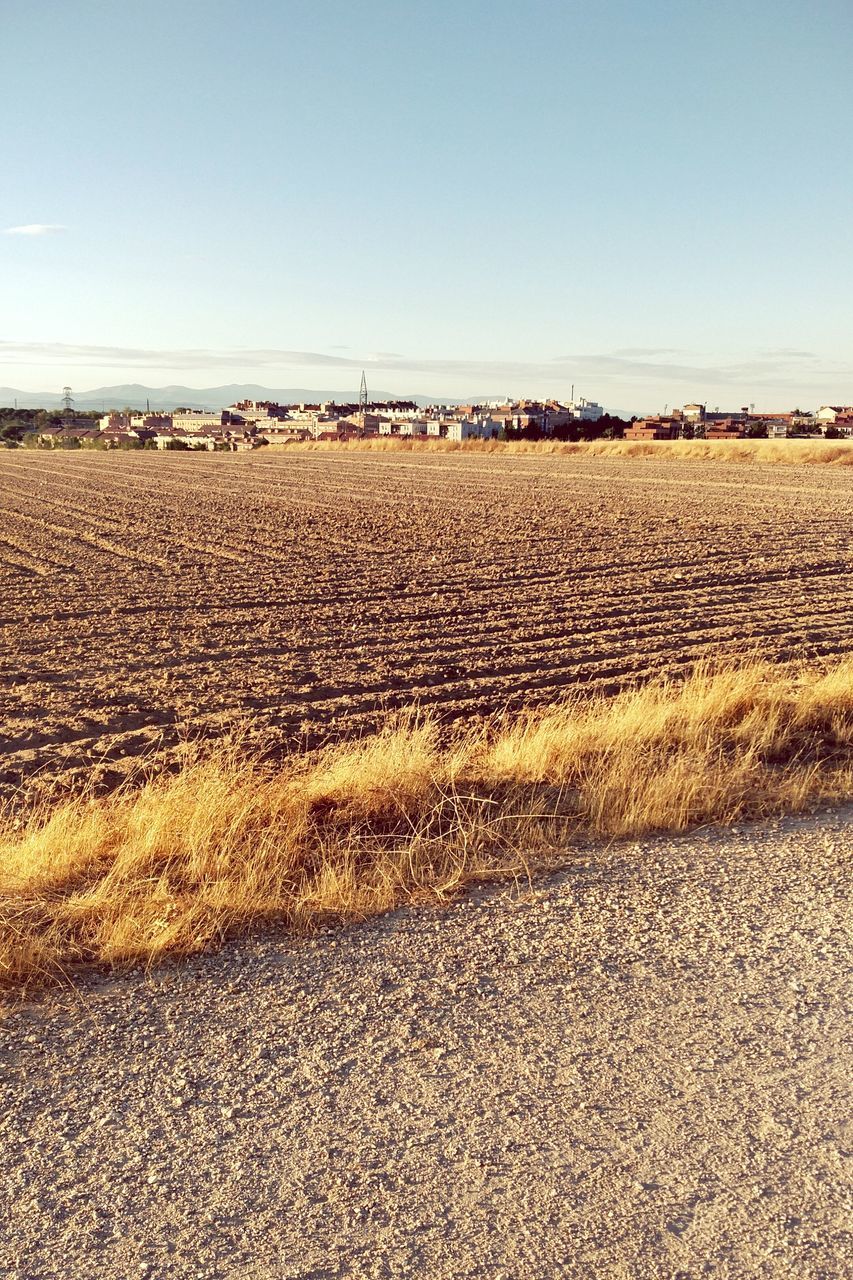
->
[3,0,852,412]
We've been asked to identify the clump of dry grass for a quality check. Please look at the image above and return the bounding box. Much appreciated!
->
[287,436,853,465]
[1,659,851,988]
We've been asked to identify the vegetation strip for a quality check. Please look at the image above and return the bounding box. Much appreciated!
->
[291,437,853,464]
[1,658,851,988]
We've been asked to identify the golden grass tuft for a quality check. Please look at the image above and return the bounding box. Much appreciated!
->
[1,659,851,988]
[284,436,853,465]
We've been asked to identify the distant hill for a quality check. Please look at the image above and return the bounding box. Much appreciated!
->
[0,384,472,411]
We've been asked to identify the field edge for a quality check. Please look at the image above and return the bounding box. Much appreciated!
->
[1,655,851,989]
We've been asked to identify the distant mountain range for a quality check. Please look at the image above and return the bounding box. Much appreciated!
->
[0,384,471,411]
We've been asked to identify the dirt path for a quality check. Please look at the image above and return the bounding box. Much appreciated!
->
[2,807,851,1279]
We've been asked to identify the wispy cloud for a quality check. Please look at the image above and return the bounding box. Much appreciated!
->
[3,223,67,237]
[1,340,848,399]
[760,348,817,360]
[611,347,685,358]
[0,342,365,372]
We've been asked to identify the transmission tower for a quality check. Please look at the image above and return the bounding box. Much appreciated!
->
[359,371,368,412]
[62,386,74,423]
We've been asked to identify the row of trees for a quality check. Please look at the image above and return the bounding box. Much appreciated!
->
[21,435,214,452]
[504,414,632,442]
[0,408,103,447]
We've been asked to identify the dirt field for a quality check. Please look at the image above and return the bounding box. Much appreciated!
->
[1,448,851,804]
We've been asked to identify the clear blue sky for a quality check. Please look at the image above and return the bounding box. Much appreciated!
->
[3,0,852,411]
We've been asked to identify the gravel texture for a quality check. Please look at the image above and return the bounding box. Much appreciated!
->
[2,807,851,1279]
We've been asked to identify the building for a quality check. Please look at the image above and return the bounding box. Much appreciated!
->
[26,425,100,447]
[315,428,359,442]
[227,400,289,423]
[704,419,744,440]
[130,413,172,431]
[764,420,790,439]
[100,429,149,449]
[422,416,501,441]
[376,419,429,438]
[99,411,172,431]
[153,430,201,449]
[567,398,604,422]
[369,404,419,420]
[149,427,260,451]
[99,412,131,431]
[623,417,679,440]
[336,412,383,435]
[816,405,853,424]
[442,417,500,442]
[258,421,312,442]
[399,419,429,437]
[748,411,794,426]
[171,411,230,431]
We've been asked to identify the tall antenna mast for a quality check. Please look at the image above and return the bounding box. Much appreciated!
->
[359,370,368,412]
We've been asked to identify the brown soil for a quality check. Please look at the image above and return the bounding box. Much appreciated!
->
[1,449,850,804]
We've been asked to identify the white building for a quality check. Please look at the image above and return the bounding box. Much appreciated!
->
[153,431,201,449]
[171,411,229,431]
[765,420,789,438]
[424,416,501,441]
[567,398,604,421]
[373,405,417,420]
[816,405,853,423]
[448,417,501,441]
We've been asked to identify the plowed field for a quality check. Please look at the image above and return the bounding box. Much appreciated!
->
[1,449,850,803]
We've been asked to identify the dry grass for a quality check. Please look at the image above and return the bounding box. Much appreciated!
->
[1,658,851,988]
[285,436,853,465]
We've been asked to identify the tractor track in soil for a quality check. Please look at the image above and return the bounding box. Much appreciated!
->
[1,448,850,804]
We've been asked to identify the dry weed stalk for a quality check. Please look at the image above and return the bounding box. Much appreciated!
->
[288,437,853,466]
[1,659,851,987]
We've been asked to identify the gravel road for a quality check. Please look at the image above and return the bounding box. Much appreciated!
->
[2,808,851,1279]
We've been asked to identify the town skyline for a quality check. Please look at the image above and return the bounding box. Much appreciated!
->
[1,372,850,420]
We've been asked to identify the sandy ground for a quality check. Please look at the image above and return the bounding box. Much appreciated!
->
[1,449,851,804]
[1,806,850,1279]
